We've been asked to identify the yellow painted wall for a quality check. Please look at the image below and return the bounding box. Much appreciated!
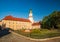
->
[2,20,32,30]
[32,25,41,29]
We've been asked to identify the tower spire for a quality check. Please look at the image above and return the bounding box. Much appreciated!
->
[30,9,32,13]
[28,9,34,23]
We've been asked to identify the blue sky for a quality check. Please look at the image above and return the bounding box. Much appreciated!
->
[0,0,60,21]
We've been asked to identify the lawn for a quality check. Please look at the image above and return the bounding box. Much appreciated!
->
[14,29,60,39]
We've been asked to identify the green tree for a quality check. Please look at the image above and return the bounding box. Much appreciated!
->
[41,11,60,29]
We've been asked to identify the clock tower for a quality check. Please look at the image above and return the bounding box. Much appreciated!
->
[28,9,34,23]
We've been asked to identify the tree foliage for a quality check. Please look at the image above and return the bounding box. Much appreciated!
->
[42,11,60,29]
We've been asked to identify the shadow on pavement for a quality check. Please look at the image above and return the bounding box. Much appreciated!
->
[0,28,11,38]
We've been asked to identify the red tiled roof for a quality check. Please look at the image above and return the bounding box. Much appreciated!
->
[3,15,31,22]
[32,22,40,26]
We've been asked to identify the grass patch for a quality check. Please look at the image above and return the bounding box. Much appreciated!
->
[14,29,60,39]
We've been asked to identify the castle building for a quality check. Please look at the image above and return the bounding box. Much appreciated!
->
[0,9,41,30]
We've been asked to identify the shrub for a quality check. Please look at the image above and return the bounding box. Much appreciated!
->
[14,29,60,39]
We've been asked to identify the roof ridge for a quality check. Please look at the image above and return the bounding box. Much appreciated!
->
[3,15,31,22]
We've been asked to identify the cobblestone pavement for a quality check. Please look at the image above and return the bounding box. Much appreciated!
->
[38,38,60,42]
[0,33,37,42]
[0,32,60,42]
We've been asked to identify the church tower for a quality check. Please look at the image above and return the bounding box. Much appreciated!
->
[28,9,34,23]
